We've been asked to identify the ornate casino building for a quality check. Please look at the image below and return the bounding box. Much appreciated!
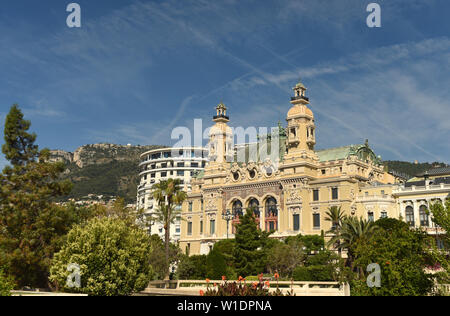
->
[179,81,403,255]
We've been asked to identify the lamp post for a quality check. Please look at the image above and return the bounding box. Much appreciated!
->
[222,209,233,239]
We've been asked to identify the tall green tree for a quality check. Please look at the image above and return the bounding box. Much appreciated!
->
[351,218,436,296]
[429,199,450,245]
[329,216,378,270]
[325,206,346,255]
[0,105,81,288]
[233,209,267,277]
[2,104,38,166]
[151,179,187,279]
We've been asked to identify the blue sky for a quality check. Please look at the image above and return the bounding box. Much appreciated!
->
[0,0,449,169]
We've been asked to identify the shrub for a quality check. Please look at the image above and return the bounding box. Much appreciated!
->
[177,255,207,280]
[0,270,14,296]
[206,249,228,280]
[49,217,153,296]
[293,265,335,282]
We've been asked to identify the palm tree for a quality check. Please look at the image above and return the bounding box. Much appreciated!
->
[325,206,346,255]
[151,178,187,279]
[331,216,378,270]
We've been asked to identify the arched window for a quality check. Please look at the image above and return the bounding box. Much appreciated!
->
[248,198,260,218]
[405,206,415,227]
[419,205,429,227]
[265,197,278,231]
[232,200,243,218]
[232,200,243,235]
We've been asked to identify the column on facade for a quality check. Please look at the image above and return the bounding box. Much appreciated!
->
[412,200,420,228]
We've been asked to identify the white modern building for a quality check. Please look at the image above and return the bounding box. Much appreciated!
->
[137,147,208,241]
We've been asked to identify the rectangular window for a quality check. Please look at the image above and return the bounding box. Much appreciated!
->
[188,202,193,212]
[200,220,203,234]
[191,162,199,168]
[177,170,184,177]
[187,222,192,235]
[161,172,167,177]
[293,214,300,231]
[161,163,167,168]
[381,211,388,219]
[313,189,319,201]
[269,221,275,231]
[368,212,374,222]
[177,162,185,168]
[313,213,320,229]
[332,188,339,200]
[210,220,216,235]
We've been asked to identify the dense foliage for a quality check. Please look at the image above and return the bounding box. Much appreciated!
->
[177,255,208,280]
[64,161,140,203]
[0,269,14,296]
[0,105,92,288]
[233,209,269,277]
[350,218,438,296]
[429,199,450,247]
[148,235,181,280]
[49,217,153,296]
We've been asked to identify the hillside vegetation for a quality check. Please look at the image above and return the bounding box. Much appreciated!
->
[51,144,164,203]
[383,160,449,178]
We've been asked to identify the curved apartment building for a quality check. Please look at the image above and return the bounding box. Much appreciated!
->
[137,147,208,241]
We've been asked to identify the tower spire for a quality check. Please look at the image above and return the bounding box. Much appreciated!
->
[213,102,229,123]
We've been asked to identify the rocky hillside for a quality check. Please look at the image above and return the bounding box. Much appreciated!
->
[51,144,164,203]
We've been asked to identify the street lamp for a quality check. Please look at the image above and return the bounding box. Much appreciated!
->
[222,209,234,239]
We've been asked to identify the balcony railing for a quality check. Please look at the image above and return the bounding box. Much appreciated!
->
[291,95,309,102]
[213,114,229,120]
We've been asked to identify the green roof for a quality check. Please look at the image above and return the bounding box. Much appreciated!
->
[316,145,355,162]
[316,142,382,165]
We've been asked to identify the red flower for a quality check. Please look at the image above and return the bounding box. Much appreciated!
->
[274,273,280,280]
[238,276,244,282]
[206,278,210,283]
[265,281,270,288]
[199,290,204,296]
[222,276,227,281]
[386,261,390,265]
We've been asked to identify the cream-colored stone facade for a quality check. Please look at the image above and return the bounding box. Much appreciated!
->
[180,81,401,255]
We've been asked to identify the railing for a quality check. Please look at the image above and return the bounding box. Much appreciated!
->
[144,280,349,296]
[213,115,229,120]
[395,183,450,192]
[291,96,309,102]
